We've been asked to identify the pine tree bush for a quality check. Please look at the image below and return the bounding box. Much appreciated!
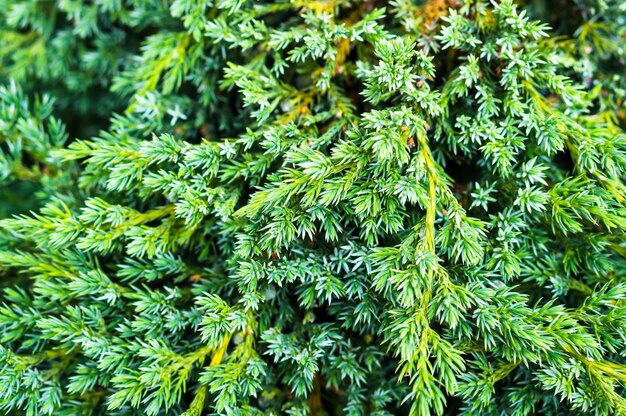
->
[1,0,625,415]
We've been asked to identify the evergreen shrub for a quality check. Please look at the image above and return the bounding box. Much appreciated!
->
[1,0,626,415]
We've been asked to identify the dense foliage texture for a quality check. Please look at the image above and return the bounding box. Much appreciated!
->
[1,0,626,415]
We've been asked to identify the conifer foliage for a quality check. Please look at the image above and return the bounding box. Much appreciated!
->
[1,0,626,415]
